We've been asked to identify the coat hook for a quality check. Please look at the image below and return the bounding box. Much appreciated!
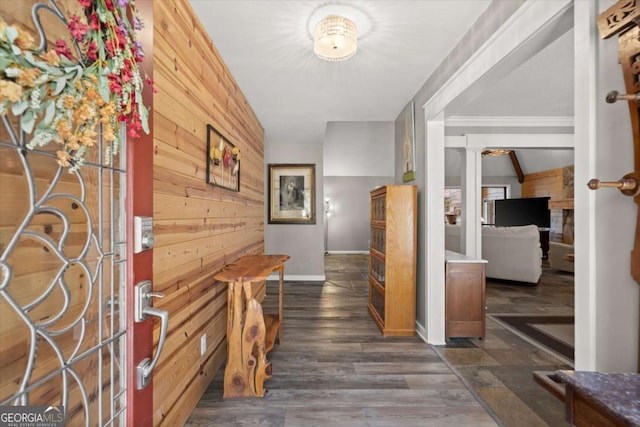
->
[588,172,640,197]
[606,90,640,103]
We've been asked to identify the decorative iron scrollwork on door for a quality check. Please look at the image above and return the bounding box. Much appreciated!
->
[0,1,137,424]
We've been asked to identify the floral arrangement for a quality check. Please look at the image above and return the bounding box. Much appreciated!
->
[0,0,151,171]
[208,134,240,189]
[209,138,241,169]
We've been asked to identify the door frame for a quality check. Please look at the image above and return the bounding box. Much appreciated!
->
[421,0,574,343]
[126,0,155,425]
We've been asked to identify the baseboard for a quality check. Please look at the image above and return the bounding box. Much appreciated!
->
[415,321,428,344]
[325,251,369,255]
[414,321,446,345]
[267,274,326,282]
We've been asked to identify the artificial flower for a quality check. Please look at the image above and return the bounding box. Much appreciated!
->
[54,39,73,59]
[14,26,35,50]
[56,150,72,167]
[0,80,22,103]
[39,49,61,66]
[0,0,151,171]
[68,15,88,41]
[15,68,41,87]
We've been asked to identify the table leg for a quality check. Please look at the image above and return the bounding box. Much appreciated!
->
[224,281,252,398]
[278,266,284,344]
[223,280,271,398]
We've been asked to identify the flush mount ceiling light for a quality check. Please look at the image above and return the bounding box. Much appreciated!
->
[308,4,371,62]
[314,15,357,61]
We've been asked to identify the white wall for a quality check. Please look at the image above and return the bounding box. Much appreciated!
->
[265,143,325,280]
[400,1,526,329]
[574,0,639,371]
[324,176,393,252]
[421,0,575,344]
[323,121,395,253]
[324,122,394,176]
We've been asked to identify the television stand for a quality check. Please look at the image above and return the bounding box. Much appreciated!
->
[538,228,550,259]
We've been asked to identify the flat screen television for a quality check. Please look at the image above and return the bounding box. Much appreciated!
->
[494,197,550,228]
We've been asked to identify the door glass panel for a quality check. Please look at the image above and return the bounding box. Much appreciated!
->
[0,4,128,423]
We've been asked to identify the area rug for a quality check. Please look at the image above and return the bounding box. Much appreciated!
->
[490,314,574,363]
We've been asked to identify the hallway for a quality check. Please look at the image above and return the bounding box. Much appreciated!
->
[185,254,572,426]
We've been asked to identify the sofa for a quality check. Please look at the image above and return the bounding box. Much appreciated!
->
[548,241,574,273]
[445,224,542,283]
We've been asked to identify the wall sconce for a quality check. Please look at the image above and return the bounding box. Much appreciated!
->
[325,197,333,217]
[324,197,332,255]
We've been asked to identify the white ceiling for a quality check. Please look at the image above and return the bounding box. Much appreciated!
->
[189,0,575,159]
[452,28,574,118]
[189,0,492,145]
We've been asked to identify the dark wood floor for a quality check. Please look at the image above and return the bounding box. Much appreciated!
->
[440,259,574,427]
[185,254,498,426]
[185,254,573,426]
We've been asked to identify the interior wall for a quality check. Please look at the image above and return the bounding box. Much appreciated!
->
[322,121,394,253]
[401,0,526,329]
[324,176,393,252]
[586,0,639,371]
[152,1,265,424]
[265,143,325,279]
[324,122,394,176]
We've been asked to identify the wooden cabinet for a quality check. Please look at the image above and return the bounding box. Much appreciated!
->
[445,251,487,339]
[368,185,417,336]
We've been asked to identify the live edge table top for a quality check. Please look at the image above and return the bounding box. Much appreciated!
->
[214,254,290,283]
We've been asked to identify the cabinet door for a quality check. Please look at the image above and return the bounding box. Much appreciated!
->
[369,282,385,322]
[447,272,483,320]
[446,263,485,338]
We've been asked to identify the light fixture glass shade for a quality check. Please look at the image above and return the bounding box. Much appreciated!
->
[314,15,357,61]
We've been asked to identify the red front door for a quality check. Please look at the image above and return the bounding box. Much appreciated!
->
[126,0,156,425]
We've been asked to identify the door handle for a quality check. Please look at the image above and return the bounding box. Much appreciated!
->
[134,280,169,390]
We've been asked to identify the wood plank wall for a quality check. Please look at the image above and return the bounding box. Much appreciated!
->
[521,165,574,242]
[152,1,265,425]
[1,1,264,424]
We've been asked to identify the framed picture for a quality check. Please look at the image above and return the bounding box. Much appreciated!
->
[206,124,240,192]
[398,101,416,182]
[268,164,316,224]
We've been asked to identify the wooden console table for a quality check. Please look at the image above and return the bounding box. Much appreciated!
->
[214,254,289,398]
